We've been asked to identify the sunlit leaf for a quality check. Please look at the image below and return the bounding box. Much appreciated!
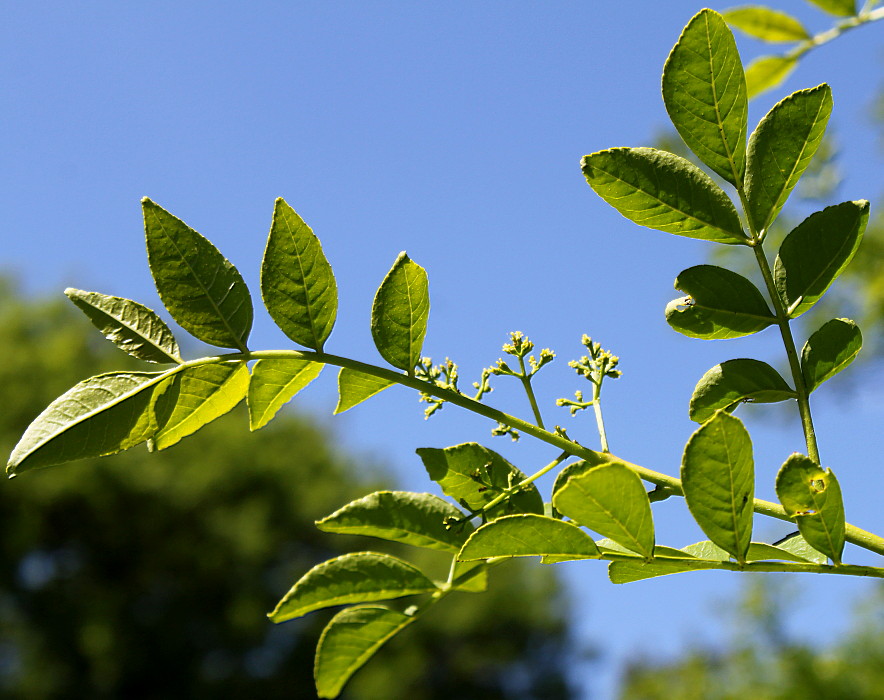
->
[662,9,748,185]
[552,461,654,558]
[65,288,182,364]
[723,6,810,42]
[690,358,795,423]
[681,540,730,560]
[248,358,323,430]
[334,367,395,414]
[314,606,415,699]
[746,85,833,233]
[774,531,827,564]
[316,491,471,553]
[682,411,754,562]
[582,148,747,244]
[457,514,601,561]
[746,541,811,562]
[268,552,437,623]
[665,265,775,339]
[152,362,250,450]
[608,559,719,584]
[775,454,845,563]
[744,55,797,98]
[805,0,856,16]
[142,198,252,350]
[450,560,488,592]
[371,252,429,372]
[416,443,544,518]
[261,198,337,351]
[801,318,862,392]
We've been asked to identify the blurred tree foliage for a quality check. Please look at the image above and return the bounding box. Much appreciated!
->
[0,280,575,700]
[617,579,884,700]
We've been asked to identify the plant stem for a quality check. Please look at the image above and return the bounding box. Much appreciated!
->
[516,356,546,429]
[787,6,884,63]
[591,380,610,453]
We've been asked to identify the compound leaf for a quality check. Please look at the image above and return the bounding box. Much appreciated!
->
[774,200,869,318]
[665,265,775,339]
[458,514,601,561]
[552,461,654,558]
[65,288,182,364]
[746,85,833,233]
[371,252,429,372]
[801,318,862,392]
[334,368,395,414]
[143,198,252,350]
[268,552,437,623]
[416,443,544,518]
[662,9,748,185]
[690,358,795,423]
[682,410,755,563]
[152,362,249,450]
[723,6,810,42]
[744,55,797,98]
[581,148,746,244]
[314,606,415,699]
[261,198,337,351]
[775,454,845,564]
[316,491,471,553]
[248,358,323,430]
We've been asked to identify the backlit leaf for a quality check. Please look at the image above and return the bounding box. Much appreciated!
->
[690,358,795,423]
[552,461,654,558]
[248,358,323,430]
[268,552,437,623]
[416,443,544,518]
[457,514,601,561]
[314,606,415,699]
[774,531,827,564]
[682,411,755,562]
[316,491,471,553]
[665,265,775,339]
[801,318,862,392]
[609,559,719,584]
[334,367,395,414]
[681,540,730,560]
[451,560,488,592]
[774,200,869,318]
[662,9,748,185]
[261,198,337,350]
[746,85,833,233]
[143,198,252,350]
[152,362,250,450]
[746,541,811,562]
[805,0,856,16]
[744,55,797,98]
[723,6,810,42]
[65,288,182,364]
[371,252,429,372]
[581,148,746,244]
[775,454,845,563]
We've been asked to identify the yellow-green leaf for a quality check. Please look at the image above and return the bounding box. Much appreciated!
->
[248,358,323,430]
[723,6,811,42]
[334,367,395,414]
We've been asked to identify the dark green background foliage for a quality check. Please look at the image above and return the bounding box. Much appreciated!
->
[0,282,573,700]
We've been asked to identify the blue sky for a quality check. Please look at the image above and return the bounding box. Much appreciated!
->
[3,2,882,697]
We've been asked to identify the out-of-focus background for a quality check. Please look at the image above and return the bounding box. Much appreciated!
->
[2,2,881,698]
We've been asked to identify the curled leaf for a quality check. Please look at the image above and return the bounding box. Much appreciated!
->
[689,358,795,423]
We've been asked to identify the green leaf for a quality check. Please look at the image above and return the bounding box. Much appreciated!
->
[458,514,601,561]
[552,461,655,558]
[774,201,869,318]
[746,85,833,233]
[261,198,338,351]
[268,552,437,623]
[608,559,720,584]
[689,358,795,423]
[64,288,182,364]
[744,55,797,99]
[142,198,252,351]
[805,0,856,16]
[416,443,544,518]
[316,491,472,553]
[314,606,415,699]
[7,371,174,475]
[682,411,755,563]
[665,265,776,339]
[248,359,323,430]
[681,540,730,560]
[801,318,862,392]
[662,9,748,185]
[152,362,250,450]
[334,367,395,414]
[371,252,430,372]
[774,531,827,564]
[723,6,811,42]
[775,454,845,564]
[581,148,746,245]
[746,542,812,563]
[450,560,488,592]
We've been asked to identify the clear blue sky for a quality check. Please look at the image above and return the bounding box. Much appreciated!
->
[3,2,882,697]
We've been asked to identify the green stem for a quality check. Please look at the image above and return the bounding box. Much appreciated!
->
[517,356,546,429]
[591,380,610,453]
[786,6,884,63]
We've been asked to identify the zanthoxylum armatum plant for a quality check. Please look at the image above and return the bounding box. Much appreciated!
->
[7,8,882,698]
